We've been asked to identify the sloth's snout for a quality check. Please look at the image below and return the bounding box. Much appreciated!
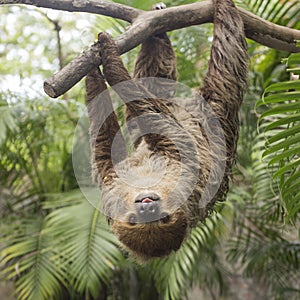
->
[136,201,160,223]
[126,193,172,224]
[130,192,161,223]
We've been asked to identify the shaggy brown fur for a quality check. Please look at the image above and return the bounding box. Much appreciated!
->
[85,0,249,260]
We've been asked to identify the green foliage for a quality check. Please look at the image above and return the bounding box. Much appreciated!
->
[1,195,124,300]
[0,95,81,214]
[223,4,300,299]
[1,217,67,300]
[45,198,124,299]
[256,52,300,222]
[238,0,300,93]
[150,209,231,300]
[171,25,212,88]
[236,0,300,27]
[227,51,300,300]
[0,97,18,145]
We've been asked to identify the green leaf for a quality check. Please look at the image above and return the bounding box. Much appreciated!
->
[260,101,300,118]
[287,53,300,66]
[262,134,300,157]
[268,145,300,165]
[272,158,300,178]
[258,50,300,224]
[264,113,300,130]
[266,123,300,145]
[264,81,300,93]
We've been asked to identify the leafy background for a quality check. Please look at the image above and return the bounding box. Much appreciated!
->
[0,0,299,299]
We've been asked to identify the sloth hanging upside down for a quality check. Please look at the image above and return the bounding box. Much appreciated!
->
[85,0,249,260]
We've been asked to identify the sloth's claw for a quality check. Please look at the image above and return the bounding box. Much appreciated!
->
[152,2,166,10]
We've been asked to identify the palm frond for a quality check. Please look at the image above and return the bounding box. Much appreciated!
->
[45,198,124,299]
[256,52,300,223]
[227,214,300,300]
[150,208,232,300]
[0,218,67,300]
[1,196,125,300]
[227,51,300,300]
[237,0,300,27]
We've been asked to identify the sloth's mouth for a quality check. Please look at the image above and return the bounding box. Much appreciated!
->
[134,193,160,203]
[141,198,154,203]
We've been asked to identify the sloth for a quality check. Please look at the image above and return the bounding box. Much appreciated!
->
[85,0,249,260]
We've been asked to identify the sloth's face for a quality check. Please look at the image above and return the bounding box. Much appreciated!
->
[100,146,198,259]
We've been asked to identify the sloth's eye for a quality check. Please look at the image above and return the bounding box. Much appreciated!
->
[159,212,170,224]
[128,214,137,225]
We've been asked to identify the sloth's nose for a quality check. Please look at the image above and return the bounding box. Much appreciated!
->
[136,201,160,223]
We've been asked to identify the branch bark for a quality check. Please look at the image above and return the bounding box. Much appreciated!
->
[1,0,299,97]
[0,0,141,22]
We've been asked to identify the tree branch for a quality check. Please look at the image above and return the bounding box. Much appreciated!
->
[0,0,141,22]
[1,0,299,97]
[43,2,214,98]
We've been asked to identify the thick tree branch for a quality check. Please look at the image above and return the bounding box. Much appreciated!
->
[1,0,299,97]
[0,0,141,22]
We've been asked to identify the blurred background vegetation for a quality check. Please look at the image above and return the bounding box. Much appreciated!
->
[0,0,299,299]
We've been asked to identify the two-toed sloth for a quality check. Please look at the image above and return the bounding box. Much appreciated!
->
[85,0,249,260]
